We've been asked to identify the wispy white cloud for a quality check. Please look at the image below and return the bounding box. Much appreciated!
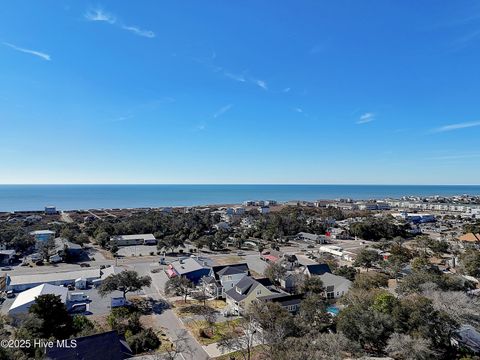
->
[85,8,155,38]
[121,25,155,38]
[3,42,51,61]
[432,120,480,132]
[283,87,291,93]
[294,108,303,113]
[84,9,116,24]
[224,72,246,83]
[214,104,233,118]
[254,79,268,90]
[356,112,375,124]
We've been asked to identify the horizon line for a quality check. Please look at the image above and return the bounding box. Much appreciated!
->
[1,183,480,186]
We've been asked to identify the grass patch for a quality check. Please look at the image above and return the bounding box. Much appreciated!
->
[173,299,226,316]
[186,319,242,345]
[214,345,268,360]
[215,256,242,265]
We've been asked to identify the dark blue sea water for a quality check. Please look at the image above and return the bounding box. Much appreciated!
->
[0,184,480,212]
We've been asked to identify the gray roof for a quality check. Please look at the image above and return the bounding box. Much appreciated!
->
[171,258,209,275]
[319,272,352,288]
[259,293,304,307]
[217,265,249,277]
[110,233,156,241]
[8,268,101,286]
[209,263,249,280]
[225,276,271,302]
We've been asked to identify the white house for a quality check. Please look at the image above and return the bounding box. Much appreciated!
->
[319,272,352,299]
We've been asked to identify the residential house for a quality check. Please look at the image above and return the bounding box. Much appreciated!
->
[203,263,250,299]
[258,293,304,314]
[45,330,132,360]
[225,276,274,315]
[279,272,298,293]
[301,264,350,299]
[258,206,270,214]
[302,264,332,277]
[54,237,84,259]
[44,206,57,215]
[319,272,352,299]
[30,230,55,249]
[296,232,327,244]
[166,257,211,284]
[281,254,299,270]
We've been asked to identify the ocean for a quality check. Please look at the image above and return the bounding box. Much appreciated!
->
[1,184,480,212]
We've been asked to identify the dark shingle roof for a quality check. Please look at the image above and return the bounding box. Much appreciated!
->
[259,293,304,307]
[45,330,132,360]
[225,276,261,302]
[210,263,249,280]
[305,264,331,275]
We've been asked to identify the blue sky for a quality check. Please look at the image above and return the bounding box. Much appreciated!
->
[1,1,480,184]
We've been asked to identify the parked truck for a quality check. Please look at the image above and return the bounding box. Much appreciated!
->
[68,292,89,302]
[111,297,130,308]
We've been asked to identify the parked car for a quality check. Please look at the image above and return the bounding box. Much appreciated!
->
[6,291,15,298]
[1,267,12,271]
[79,263,90,268]
[67,284,75,290]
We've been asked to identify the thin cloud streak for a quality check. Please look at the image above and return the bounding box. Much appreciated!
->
[432,120,480,132]
[85,8,155,38]
[214,104,233,118]
[356,112,375,124]
[3,42,51,61]
[121,25,155,38]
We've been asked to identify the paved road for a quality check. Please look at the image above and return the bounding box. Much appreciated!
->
[128,261,210,360]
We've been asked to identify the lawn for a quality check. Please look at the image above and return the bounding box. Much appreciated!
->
[185,319,242,345]
[173,299,226,317]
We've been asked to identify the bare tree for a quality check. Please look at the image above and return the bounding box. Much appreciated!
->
[421,285,480,330]
[385,333,436,360]
[151,330,194,360]
[218,314,260,360]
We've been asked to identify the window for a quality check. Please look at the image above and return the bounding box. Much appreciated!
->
[256,289,261,295]
[227,275,232,280]
[326,292,334,299]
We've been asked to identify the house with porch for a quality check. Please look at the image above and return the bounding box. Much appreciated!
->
[202,263,250,299]
[225,276,275,315]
